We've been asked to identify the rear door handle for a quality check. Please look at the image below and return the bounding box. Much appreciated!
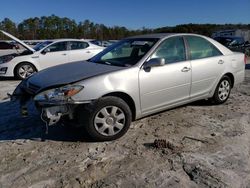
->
[62,53,67,56]
[86,51,91,53]
[181,67,191,72]
[218,60,224,64]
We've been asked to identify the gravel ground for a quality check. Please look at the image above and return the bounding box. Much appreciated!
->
[0,69,250,188]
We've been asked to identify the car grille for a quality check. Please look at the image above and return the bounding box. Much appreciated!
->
[25,82,41,94]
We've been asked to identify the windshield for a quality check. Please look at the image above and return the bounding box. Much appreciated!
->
[33,41,53,51]
[90,38,158,67]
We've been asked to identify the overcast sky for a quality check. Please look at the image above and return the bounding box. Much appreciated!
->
[0,0,249,29]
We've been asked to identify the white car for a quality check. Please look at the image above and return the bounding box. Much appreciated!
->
[0,30,105,79]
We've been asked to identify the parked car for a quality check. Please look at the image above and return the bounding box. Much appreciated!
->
[213,36,250,56]
[0,41,19,49]
[0,30,105,79]
[12,33,246,141]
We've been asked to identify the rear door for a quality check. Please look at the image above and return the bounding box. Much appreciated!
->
[139,36,191,114]
[185,36,225,98]
[68,41,95,62]
[39,41,69,69]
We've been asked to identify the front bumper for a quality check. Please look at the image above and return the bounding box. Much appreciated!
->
[12,80,92,126]
[0,67,8,74]
[0,64,14,77]
[36,99,92,125]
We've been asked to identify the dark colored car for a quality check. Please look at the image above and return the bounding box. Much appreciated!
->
[0,41,18,49]
[213,36,250,56]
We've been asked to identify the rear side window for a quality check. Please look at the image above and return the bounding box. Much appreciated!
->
[186,36,222,60]
[70,41,89,50]
[151,36,186,64]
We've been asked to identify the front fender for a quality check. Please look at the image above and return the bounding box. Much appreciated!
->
[71,67,141,118]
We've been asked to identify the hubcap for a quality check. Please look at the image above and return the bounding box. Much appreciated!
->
[18,65,35,79]
[218,80,230,101]
[94,106,125,136]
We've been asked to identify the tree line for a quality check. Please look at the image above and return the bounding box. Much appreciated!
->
[0,15,250,40]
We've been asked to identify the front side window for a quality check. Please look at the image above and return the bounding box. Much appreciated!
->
[70,41,89,50]
[150,36,186,64]
[186,36,222,60]
[90,38,158,67]
[45,42,68,52]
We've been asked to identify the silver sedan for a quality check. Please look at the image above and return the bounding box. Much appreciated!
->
[13,33,246,141]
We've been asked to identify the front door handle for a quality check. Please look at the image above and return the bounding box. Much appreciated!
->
[86,51,91,53]
[218,60,224,64]
[181,67,191,72]
[62,53,67,56]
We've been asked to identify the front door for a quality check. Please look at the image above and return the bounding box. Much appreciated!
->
[39,41,69,69]
[139,36,191,115]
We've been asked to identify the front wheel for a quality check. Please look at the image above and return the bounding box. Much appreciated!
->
[77,96,132,141]
[15,63,36,80]
[211,75,232,104]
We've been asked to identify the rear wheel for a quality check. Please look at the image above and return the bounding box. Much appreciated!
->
[77,96,132,141]
[211,75,232,104]
[15,63,36,80]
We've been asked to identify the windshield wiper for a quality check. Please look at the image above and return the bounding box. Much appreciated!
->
[89,59,129,67]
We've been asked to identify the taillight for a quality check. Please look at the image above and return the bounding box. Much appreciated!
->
[244,54,247,64]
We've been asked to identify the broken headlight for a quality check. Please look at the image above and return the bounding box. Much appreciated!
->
[34,85,84,102]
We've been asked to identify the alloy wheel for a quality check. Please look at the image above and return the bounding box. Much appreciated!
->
[18,64,35,79]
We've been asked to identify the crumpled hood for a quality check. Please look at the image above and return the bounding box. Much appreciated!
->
[26,61,125,92]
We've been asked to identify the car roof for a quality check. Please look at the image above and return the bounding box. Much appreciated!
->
[52,38,89,42]
[126,33,207,39]
[127,33,175,39]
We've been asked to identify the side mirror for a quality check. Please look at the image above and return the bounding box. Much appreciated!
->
[144,58,165,70]
[41,48,50,55]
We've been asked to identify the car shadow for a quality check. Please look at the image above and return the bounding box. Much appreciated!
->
[0,76,19,81]
[189,99,215,107]
[0,100,93,143]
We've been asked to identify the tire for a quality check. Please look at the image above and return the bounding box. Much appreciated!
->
[211,75,232,104]
[77,96,132,141]
[15,63,37,80]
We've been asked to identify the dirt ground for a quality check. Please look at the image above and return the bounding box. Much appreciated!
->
[0,68,250,188]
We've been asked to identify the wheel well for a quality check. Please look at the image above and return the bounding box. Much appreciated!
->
[14,62,37,75]
[224,73,234,88]
[103,92,136,120]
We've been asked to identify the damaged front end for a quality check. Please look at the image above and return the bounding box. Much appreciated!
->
[33,85,84,125]
[11,79,87,131]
